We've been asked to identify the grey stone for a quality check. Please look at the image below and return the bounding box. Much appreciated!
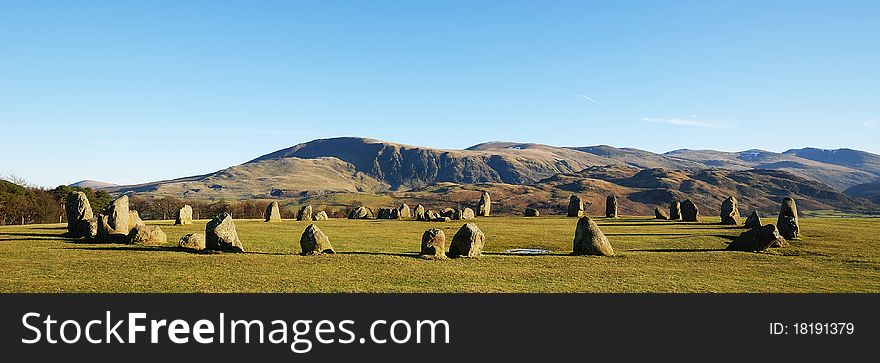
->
[128,225,167,246]
[744,211,762,228]
[720,196,741,225]
[205,213,244,252]
[478,191,491,217]
[265,201,282,222]
[567,195,584,217]
[175,205,193,225]
[680,199,699,222]
[299,224,335,255]
[726,224,788,252]
[572,217,614,256]
[313,211,329,221]
[655,207,669,220]
[448,223,485,258]
[524,208,540,217]
[178,233,206,251]
[605,195,619,218]
[777,197,799,240]
[297,205,313,221]
[670,201,682,220]
[420,228,447,260]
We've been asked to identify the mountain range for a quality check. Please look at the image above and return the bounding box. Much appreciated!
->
[98,137,880,215]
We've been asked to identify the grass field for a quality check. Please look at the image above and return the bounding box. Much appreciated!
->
[1,216,878,292]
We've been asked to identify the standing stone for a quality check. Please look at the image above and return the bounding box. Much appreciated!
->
[572,217,614,256]
[726,224,788,252]
[65,191,94,236]
[720,196,741,225]
[655,207,670,220]
[206,213,244,252]
[448,223,486,258]
[744,211,762,228]
[78,217,98,239]
[105,195,131,235]
[680,199,699,222]
[265,201,282,222]
[605,195,619,218]
[313,211,329,221]
[390,208,400,219]
[669,201,682,220]
[348,206,372,219]
[398,204,412,219]
[413,204,426,221]
[420,228,447,260]
[299,224,335,255]
[455,208,475,220]
[478,191,491,216]
[175,205,193,225]
[524,208,540,217]
[777,197,800,240]
[178,233,206,251]
[377,208,400,219]
[128,225,167,246]
[440,208,456,218]
[424,210,441,221]
[567,195,584,217]
[297,205,313,221]
[129,210,146,230]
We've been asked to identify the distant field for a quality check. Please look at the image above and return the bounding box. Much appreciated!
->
[1,216,878,292]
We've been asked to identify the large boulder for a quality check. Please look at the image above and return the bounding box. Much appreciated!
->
[477,191,491,217]
[348,206,372,219]
[726,224,788,252]
[413,204,426,221]
[129,210,146,229]
[680,199,699,222]
[205,213,244,252]
[299,224,335,255]
[175,205,193,225]
[425,210,441,221]
[567,195,584,217]
[654,207,669,220]
[720,197,741,225]
[454,208,475,220]
[377,208,400,219]
[313,211,329,221]
[448,223,486,258]
[572,217,614,256]
[524,208,540,217]
[669,201,682,220]
[440,208,456,219]
[65,191,94,236]
[398,204,412,219]
[265,201,282,222]
[744,211,762,228]
[78,217,98,239]
[105,195,131,235]
[420,228,447,260]
[777,197,800,240]
[128,225,167,246]
[297,205,313,221]
[605,195,619,218]
[178,233,206,251]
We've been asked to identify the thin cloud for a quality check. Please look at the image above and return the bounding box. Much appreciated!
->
[641,117,733,129]
[579,94,603,106]
[864,119,880,129]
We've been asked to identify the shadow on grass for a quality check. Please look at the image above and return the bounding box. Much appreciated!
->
[628,248,728,253]
[483,251,570,257]
[335,251,421,259]
[0,231,67,238]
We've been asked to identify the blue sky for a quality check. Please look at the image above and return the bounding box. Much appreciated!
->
[1,0,878,187]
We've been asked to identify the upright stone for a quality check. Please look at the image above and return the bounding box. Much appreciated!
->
[348,206,372,219]
[478,191,491,217]
[720,196,741,225]
[129,210,145,230]
[175,205,193,225]
[413,204,426,221]
[299,224,335,255]
[455,208,475,220]
[567,195,584,217]
[420,228,447,260]
[297,205,313,221]
[605,195,619,218]
[205,213,244,252]
[65,191,94,236]
[313,211,329,221]
[448,223,486,258]
[572,217,614,256]
[105,195,131,235]
[744,211,762,228]
[655,207,670,220]
[398,204,412,219]
[524,208,540,217]
[726,224,788,252]
[265,201,282,222]
[777,197,800,240]
[680,199,699,222]
[669,201,682,220]
[440,208,456,218]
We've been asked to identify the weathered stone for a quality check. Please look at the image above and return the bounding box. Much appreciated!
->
[175,205,193,225]
[448,223,485,258]
[669,201,682,220]
[128,225,167,246]
[348,206,372,219]
[297,205,313,221]
[567,195,584,217]
[654,207,669,220]
[178,233,206,251]
[524,208,540,217]
[413,204,426,221]
[720,196,741,225]
[440,208,456,218]
[605,195,619,218]
[454,208,475,220]
[572,217,614,256]
[129,210,145,230]
[478,191,491,217]
[205,213,244,252]
[265,201,282,222]
[420,228,447,260]
[313,211,329,221]
[726,224,788,252]
[377,208,400,219]
[744,211,762,228]
[65,191,94,236]
[777,197,799,240]
[434,216,451,222]
[299,224,334,255]
[425,210,440,221]
[680,199,699,222]
[105,195,131,235]
[398,204,412,219]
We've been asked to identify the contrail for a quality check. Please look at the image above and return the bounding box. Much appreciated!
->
[579,94,602,106]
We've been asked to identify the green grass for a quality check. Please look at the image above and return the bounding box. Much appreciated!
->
[1,216,878,292]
